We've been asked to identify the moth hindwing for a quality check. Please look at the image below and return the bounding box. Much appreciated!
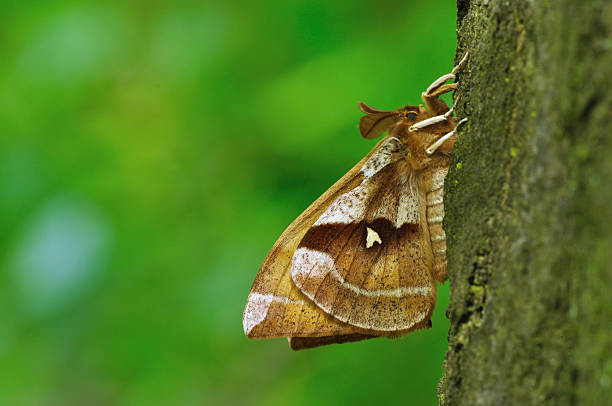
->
[244,54,468,350]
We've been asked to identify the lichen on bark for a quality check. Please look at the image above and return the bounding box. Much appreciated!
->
[440,1,612,405]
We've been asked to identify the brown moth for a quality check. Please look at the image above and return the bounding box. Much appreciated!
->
[243,54,468,350]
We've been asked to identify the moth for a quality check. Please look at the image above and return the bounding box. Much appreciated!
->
[243,53,468,350]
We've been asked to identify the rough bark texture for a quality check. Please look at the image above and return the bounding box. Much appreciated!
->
[439,1,612,405]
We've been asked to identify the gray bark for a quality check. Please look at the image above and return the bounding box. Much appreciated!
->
[439,1,612,405]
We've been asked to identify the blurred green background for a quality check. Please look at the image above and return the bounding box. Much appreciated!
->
[1,1,457,405]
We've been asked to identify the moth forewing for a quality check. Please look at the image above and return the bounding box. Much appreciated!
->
[243,134,444,344]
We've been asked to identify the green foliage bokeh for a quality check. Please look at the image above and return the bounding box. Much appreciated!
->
[1,1,457,404]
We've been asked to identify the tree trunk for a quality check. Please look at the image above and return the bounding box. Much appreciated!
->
[439,1,612,405]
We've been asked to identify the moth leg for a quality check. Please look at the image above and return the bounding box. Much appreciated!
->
[421,52,469,115]
[427,83,458,98]
[426,118,468,155]
[410,95,461,132]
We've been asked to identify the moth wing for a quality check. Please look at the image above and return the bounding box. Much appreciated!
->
[243,137,393,341]
[290,139,437,334]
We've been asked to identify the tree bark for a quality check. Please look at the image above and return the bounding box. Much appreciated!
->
[439,1,612,405]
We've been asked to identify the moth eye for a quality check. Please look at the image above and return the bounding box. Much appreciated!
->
[405,112,417,121]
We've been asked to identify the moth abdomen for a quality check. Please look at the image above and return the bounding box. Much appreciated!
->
[423,166,449,283]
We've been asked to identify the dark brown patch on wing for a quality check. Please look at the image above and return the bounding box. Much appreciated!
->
[298,220,419,253]
[298,223,352,251]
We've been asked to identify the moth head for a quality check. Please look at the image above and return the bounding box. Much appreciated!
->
[398,104,427,126]
[357,102,422,139]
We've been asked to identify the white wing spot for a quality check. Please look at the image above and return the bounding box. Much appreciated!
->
[243,292,306,335]
[366,227,382,248]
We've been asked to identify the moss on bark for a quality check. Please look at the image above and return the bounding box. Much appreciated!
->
[440,1,612,404]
